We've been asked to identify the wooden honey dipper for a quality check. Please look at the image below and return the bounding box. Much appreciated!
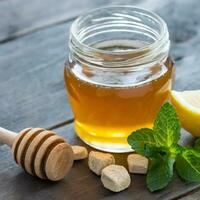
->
[0,127,74,181]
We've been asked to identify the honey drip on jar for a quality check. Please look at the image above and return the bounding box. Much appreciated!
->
[64,41,174,152]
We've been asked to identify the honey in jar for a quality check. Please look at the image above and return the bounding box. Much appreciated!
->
[65,6,173,152]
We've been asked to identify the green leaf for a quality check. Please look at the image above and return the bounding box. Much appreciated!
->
[170,144,184,156]
[144,143,168,158]
[127,128,156,155]
[194,138,200,152]
[176,150,200,182]
[147,153,175,192]
[153,102,181,147]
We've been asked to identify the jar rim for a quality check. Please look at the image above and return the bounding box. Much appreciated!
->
[70,5,168,56]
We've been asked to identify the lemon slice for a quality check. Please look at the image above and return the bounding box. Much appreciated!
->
[170,90,200,137]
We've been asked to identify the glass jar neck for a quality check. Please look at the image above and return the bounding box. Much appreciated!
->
[69,6,170,69]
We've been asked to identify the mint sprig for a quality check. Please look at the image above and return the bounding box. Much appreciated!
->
[147,153,175,192]
[128,102,200,192]
[176,150,200,182]
[194,138,200,152]
[153,102,181,147]
[127,128,156,155]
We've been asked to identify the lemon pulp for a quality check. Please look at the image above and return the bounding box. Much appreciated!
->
[171,90,200,137]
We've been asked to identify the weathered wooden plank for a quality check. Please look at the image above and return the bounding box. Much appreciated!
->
[0,0,169,42]
[1,0,200,198]
[0,124,197,200]
[0,0,199,136]
[0,21,73,132]
[157,0,200,91]
[180,190,200,200]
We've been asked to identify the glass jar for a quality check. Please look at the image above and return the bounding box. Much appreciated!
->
[64,6,174,152]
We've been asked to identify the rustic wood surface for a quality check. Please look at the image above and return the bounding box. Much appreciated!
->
[0,0,169,43]
[180,190,200,200]
[0,0,200,199]
[0,21,73,131]
[0,125,197,200]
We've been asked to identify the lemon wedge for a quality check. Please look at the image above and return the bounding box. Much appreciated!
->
[170,90,200,137]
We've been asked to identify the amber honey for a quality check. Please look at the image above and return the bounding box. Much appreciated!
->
[66,6,172,152]
[64,54,173,152]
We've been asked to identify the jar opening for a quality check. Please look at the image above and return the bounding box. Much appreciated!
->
[69,6,170,68]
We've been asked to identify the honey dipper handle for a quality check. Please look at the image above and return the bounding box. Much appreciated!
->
[0,127,17,147]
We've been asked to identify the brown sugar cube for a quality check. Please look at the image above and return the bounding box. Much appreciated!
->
[101,165,131,192]
[127,154,148,174]
[88,151,115,175]
[72,145,88,160]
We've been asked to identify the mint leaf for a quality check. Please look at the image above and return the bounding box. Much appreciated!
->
[127,102,199,192]
[153,102,181,147]
[147,153,175,192]
[170,144,184,155]
[176,150,200,182]
[144,144,168,158]
[127,128,156,155]
[194,138,200,152]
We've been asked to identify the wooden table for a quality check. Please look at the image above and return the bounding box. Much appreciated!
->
[0,0,200,199]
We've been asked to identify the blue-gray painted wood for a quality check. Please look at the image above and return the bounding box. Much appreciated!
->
[0,0,199,132]
[0,0,200,199]
[0,0,166,42]
[0,21,73,132]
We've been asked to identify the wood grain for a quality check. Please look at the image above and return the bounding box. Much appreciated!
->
[0,0,200,132]
[0,0,200,199]
[0,124,197,200]
[0,0,169,43]
[180,190,200,200]
[0,21,73,132]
